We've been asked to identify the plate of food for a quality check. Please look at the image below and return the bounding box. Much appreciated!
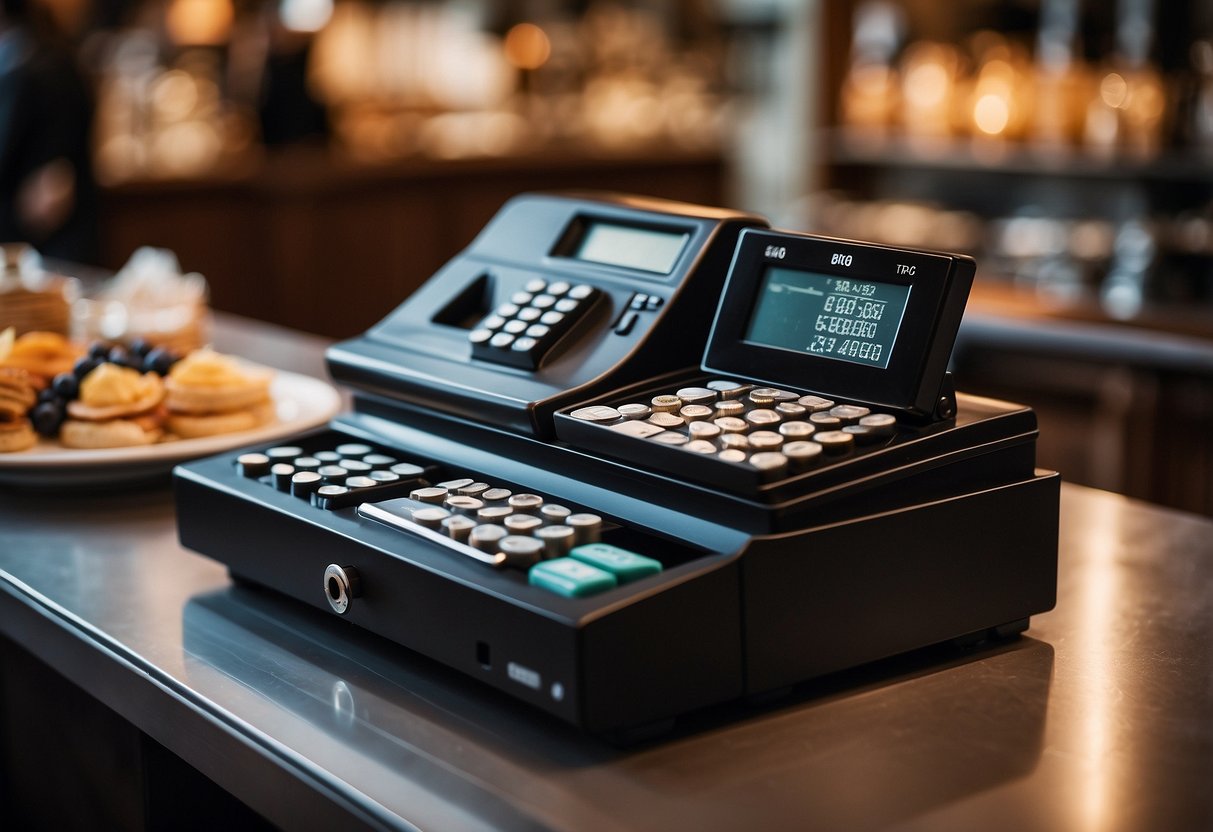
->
[0,330,340,487]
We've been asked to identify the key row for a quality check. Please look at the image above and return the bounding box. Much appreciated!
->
[237,441,664,598]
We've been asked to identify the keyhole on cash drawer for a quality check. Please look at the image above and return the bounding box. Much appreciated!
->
[323,564,361,614]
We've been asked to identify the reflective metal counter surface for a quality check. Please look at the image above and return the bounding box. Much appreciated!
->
[1,316,1210,831]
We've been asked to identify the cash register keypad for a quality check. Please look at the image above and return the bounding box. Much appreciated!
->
[237,440,660,598]
[570,381,900,482]
[468,279,601,369]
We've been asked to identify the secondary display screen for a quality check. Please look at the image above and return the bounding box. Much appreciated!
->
[572,221,689,274]
[744,266,912,369]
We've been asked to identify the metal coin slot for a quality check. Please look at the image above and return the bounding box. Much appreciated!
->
[323,563,361,614]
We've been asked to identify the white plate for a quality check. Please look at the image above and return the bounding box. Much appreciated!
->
[0,371,341,487]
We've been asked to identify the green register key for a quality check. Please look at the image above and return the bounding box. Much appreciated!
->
[569,543,662,582]
[529,558,617,597]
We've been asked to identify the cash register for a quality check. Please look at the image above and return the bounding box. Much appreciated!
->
[175,192,1059,737]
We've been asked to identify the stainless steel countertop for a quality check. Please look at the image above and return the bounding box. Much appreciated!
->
[1,315,1210,831]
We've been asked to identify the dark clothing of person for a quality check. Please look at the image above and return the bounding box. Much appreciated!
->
[0,28,99,263]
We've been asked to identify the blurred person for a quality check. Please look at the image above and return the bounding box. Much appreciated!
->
[0,0,97,262]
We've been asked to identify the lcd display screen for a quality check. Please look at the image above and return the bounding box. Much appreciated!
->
[744,266,911,369]
[572,222,689,274]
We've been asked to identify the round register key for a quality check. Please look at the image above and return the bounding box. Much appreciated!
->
[829,404,870,424]
[707,380,750,399]
[540,504,571,524]
[617,403,651,420]
[471,524,508,550]
[815,430,855,453]
[571,405,621,423]
[798,396,834,412]
[236,453,271,478]
[715,416,749,434]
[266,446,304,462]
[442,515,475,543]
[650,395,682,413]
[499,536,545,567]
[749,452,789,477]
[481,488,512,504]
[745,409,782,428]
[567,513,603,545]
[688,421,722,440]
[859,413,897,436]
[536,525,575,558]
[720,433,750,451]
[444,495,485,515]
[779,420,816,439]
[414,507,452,529]
[290,471,323,499]
[784,440,823,469]
[508,493,545,514]
[410,486,449,504]
[648,412,684,428]
[748,431,784,450]
[675,387,717,405]
[270,463,296,491]
[679,404,713,422]
[504,514,543,534]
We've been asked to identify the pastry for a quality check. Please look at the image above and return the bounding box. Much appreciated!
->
[60,363,166,448]
[164,349,275,437]
[0,330,82,380]
[0,416,36,452]
[0,366,41,452]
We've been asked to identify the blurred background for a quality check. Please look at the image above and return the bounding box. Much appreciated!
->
[2,0,1212,514]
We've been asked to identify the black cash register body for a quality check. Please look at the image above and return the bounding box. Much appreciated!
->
[175,192,1059,737]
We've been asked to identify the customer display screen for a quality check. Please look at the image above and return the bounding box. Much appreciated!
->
[571,221,689,274]
[744,266,911,370]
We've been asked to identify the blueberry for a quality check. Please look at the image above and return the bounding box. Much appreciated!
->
[144,347,178,376]
[72,356,102,379]
[37,387,59,404]
[129,337,152,358]
[87,342,109,360]
[51,372,79,400]
[107,345,133,368]
[31,401,65,437]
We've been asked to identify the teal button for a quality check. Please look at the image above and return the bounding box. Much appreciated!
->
[529,558,617,598]
[569,543,662,583]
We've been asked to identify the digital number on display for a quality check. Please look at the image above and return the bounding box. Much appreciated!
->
[744,268,911,369]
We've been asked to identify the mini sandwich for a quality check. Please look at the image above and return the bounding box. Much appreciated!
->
[0,367,40,452]
[164,348,275,438]
[60,363,166,448]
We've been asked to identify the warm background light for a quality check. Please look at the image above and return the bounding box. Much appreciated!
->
[165,0,234,47]
[280,0,334,34]
[504,23,551,71]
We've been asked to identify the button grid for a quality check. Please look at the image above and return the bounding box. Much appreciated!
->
[468,278,600,369]
[569,380,900,482]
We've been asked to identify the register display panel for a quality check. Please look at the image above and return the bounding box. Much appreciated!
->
[705,229,975,418]
[570,221,690,274]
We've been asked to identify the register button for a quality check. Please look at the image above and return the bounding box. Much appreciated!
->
[570,543,662,582]
[529,558,617,597]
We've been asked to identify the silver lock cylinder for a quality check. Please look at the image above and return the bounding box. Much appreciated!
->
[324,564,362,614]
